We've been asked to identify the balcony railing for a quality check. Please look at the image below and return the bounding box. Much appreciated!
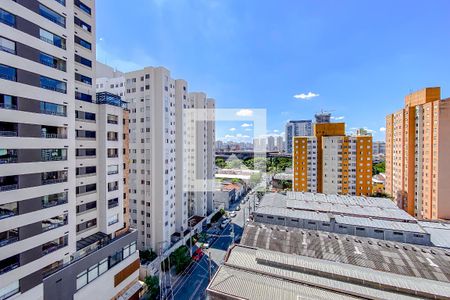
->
[0,208,16,220]
[0,103,17,110]
[0,45,15,54]
[41,132,67,139]
[0,73,16,81]
[42,178,67,185]
[0,235,19,247]
[0,184,18,192]
[41,108,66,116]
[40,58,66,71]
[42,196,68,208]
[42,155,67,162]
[107,154,118,158]
[0,156,17,164]
[0,261,19,275]
[40,83,66,94]
[42,220,67,232]
[42,242,66,255]
[0,130,17,137]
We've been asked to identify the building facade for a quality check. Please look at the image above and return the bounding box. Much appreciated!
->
[385,87,450,219]
[285,120,312,154]
[293,123,372,196]
[372,141,386,156]
[0,1,140,299]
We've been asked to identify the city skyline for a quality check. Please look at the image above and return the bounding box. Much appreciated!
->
[96,0,450,143]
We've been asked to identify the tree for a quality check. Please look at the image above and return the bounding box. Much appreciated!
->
[170,246,192,274]
[140,249,157,263]
[372,161,385,175]
[226,158,243,169]
[249,172,262,187]
[144,275,159,300]
[253,157,267,171]
[215,157,226,169]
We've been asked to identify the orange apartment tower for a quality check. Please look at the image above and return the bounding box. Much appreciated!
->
[385,87,450,219]
[293,122,372,196]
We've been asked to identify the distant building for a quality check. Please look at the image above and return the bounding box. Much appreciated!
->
[356,128,372,136]
[285,120,313,153]
[372,173,386,194]
[372,141,386,156]
[293,122,372,196]
[267,136,275,151]
[276,136,284,152]
[314,111,331,123]
[385,87,450,219]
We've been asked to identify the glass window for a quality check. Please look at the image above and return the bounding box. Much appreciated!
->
[39,28,66,49]
[40,101,66,116]
[98,258,108,275]
[75,54,92,67]
[107,165,119,175]
[75,0,91,15]
[75,91,92,102]
[130,242,137,254]
[0,37,15,54]
[123,245,130,259]
[40,76,67,93]
[75,73,92,85]
[76,271,87,290]
[75,36,91,50]
[39,52,66,71]
[0,64,16,81]
[39,4,65,27]
[74,16,91,32]
[87,264,98,282]
[54,0,66,6]
[0,9,15,27]
[108,250,122,268]
[0,280,19,299]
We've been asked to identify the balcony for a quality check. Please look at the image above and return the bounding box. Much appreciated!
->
[0,176,18,192]
[108,198,119,209]
[42,236,67,256]
[0,202,17,220]
[42,215,68,232]
[0,150,18,164]
[0,229,19,247]
[42,171,68,185]
[0,255,19,276]
[42,192,68,208]
[0,102,17,110]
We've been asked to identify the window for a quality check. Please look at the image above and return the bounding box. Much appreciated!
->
[76,271,87,290]
[75,36,91,50]
[40,76,67,93]
[75,73,92,85]
[40,101,66,116]
[98,258,108,275]
[40,52,66,71]
[109,249,122,268]
[0,9,15,27]
[74,16,91,32]
[0,94,16,110]
[0,64,16,81]
[40,29,66,49]
[107,165,119,175]
[75,0,91,15]
[39,4,65,27]
[87,264,98,282]
[0,37,15,54]
[75,91,92,102]
[108,198,119,209]
[75,54,92,68]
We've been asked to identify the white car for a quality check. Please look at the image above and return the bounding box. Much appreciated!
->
[220,219,231,228]
[229,211,237,218]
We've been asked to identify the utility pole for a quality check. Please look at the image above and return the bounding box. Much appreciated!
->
[208,251,212,282]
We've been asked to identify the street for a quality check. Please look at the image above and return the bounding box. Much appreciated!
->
[170,190,257,300]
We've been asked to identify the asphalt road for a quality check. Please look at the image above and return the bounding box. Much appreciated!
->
[171,192,256,300]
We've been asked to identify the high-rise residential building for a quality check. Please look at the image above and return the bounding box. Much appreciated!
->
[372,141,386,156]
[0,1,140,299]
[292,137,317,192]
[267,136,275,151]
[314,111,331,123]
[96,64,216,251]
[285,120,313,153]
[385,87,450,219]
[293,122,372,196]
[276,136,283,152]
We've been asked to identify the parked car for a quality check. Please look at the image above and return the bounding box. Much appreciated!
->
[229,211,237,218]
[241,199,246,204]
[235,205,241,211]
[192,248,204,261]
[220,219,231,229]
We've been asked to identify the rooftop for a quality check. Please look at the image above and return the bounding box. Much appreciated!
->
[207,222,450,299]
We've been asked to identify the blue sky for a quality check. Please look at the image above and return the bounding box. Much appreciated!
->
[96,0,450,142]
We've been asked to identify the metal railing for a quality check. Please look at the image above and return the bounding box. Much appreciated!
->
[0,184,18,192]
[0,235,19,247]
[42,197,68,208]
[0,130,17,137]
[43,243,66,255]
[0,156,17,164]
[42,178,67,185]
[0,103,17,110]
[41,132,67,139]
[0,73,16,81]
[40,58,66,72]
[0,45,15,54]
[40,83,66,93]
[40,108,66,116]
[0,261,19,276]
[40,10,65,27]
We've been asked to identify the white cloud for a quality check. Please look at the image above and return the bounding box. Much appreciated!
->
[224,134,234,138]
[293,92,319,100]
[273,129,279,133]
[241,123,253,127]
[229,127,236,131]
[236,133,250,138]
[379,127,386,132]
[236,109,253,117]
[244,128,252,132]
[331,116,345,120]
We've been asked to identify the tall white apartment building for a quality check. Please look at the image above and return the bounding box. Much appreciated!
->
[267,136,275,151]
[276,136,283,152]
[0,1,140,299]
[96,64,216,252]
